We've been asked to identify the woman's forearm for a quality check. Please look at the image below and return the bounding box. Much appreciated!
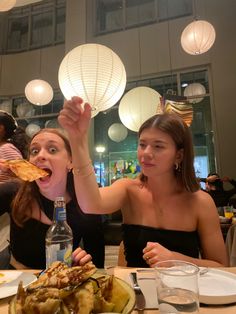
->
[69,134,103,214]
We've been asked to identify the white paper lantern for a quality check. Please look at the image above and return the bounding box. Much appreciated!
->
[58,43,127,118]
[0,0,16,11]
[16,102,35,118]
[45,118,60,129]
[184,83,206,103]
[25,79,53,106]
[181,20,216,55]
[118,87,161,132]
[108,123,128,142]
[25,123,41,137]
[0,99,12,113]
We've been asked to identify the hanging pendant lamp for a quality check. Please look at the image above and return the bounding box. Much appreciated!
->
[181,20,216,55]
[118,87,161,132]
[184,83,206,103]
[25,79,53,106]
[58,43,127,118]
[0,0,16,12]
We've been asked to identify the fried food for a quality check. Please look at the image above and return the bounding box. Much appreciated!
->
[4,159,49,182]
[9,261,132,314]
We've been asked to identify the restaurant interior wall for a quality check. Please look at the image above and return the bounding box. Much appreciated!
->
[83,0,236,179]
[0,0,235,180]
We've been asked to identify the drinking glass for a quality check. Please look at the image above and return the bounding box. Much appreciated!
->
[224,206,234,219]
[155,260,199,314]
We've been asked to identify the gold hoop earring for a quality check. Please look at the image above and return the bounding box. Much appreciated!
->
[175,163,179,170]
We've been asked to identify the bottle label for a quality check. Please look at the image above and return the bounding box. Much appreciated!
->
[46,243,72,268]
[55,207,66,221]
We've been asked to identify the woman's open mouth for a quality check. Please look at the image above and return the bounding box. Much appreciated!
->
[39,168,52,181]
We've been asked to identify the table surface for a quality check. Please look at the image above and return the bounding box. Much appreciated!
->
[1,267,236,313]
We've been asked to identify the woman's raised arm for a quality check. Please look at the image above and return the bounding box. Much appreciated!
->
[58,96,127,214]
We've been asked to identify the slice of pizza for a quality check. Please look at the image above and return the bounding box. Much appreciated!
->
[4,159,49,182]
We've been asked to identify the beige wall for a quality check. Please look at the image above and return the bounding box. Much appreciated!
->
[84,0,236,178]
[0,45,65,96]
[0,0,235,178]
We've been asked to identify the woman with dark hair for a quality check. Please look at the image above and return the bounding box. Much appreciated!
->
[0,110,29,181]
[0,128,105,269]
[59,96,228,268]
[201,173,236,207]
[0,111,30,268]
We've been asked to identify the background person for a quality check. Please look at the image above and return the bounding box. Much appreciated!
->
[0,128,104,269]
[58,96,228,268]
[201,173,236,207]
[0,111,29,269]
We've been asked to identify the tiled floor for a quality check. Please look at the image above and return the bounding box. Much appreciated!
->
[105,245,119,267]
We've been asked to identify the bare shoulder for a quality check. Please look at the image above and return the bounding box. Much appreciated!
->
[189,189,217,215]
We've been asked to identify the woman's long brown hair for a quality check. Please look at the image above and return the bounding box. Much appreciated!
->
[12,128,73,226]
[138,113,200,192]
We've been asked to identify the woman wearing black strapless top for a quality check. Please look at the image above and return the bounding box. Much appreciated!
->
[59,96,228,268]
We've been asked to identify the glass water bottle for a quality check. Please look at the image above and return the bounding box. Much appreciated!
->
[45,196,73,268]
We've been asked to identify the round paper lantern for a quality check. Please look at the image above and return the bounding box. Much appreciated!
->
[25,79,53,106]
[0,99,12,113]
[25,123,40,137]
[45,118,60,129]
[118,87,161,132]
[108,123,128,142]
[184,83,206,103]
[58,43,127,118]
[16,102,35,117]
[0,0,16,11]
[181,20,216,55]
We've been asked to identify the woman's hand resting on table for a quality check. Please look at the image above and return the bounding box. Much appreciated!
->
[143,242,173,267]
[72,247,92,266]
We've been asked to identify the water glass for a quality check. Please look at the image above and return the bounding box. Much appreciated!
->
[155,260,199,314]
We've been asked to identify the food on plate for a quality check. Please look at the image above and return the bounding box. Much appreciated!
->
[0,272,6,285]
[9,261,133,314]
[3,159,49,182]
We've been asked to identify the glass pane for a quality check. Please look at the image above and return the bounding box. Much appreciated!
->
[7,17,28,51]
[158,0,192,21]
[56,6,65,42]
[31,11,53,47]
[126,0,156,27]
[96,0,123,33]
[150,74,177,96]
[190,96,216,174]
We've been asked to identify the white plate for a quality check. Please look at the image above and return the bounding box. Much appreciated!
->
[0,271,37,299]
[199,268,236,304]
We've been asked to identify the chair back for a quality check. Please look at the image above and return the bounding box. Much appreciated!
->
[226,223,236,266]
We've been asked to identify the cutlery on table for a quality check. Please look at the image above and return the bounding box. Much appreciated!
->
[130,272,146,311]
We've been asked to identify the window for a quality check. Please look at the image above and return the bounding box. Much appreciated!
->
[31,10,53,48]
[7,16,29,51]
[3,0,65,54]
[95,0,192,35]
[94,68,216,185]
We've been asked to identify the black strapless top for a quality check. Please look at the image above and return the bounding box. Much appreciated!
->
[122,224,200,267]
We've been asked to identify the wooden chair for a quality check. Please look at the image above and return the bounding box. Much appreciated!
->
[226,223,236,266]
[118,241,127,266]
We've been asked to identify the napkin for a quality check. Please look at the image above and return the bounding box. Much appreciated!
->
[113,268,158,309]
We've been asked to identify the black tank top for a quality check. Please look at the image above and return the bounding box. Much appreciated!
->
[122,224,200,267]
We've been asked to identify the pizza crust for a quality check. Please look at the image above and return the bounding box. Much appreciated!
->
[4,160,49,182]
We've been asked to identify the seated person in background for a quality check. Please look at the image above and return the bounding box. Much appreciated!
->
[0,128,105,269]
[201,173,236,207]
[0,111,29,269]
[58,96,228,268]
